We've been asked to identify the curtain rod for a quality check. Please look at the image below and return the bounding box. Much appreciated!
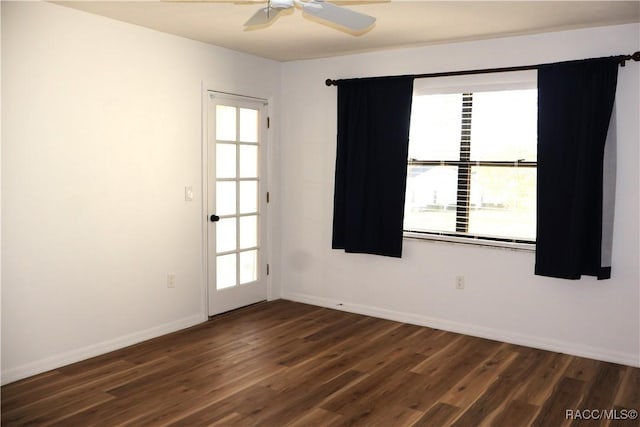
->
[325,51,640,86]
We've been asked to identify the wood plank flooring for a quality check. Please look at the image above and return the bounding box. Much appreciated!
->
[2,300,639,426]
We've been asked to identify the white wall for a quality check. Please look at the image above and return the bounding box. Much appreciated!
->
[1,1,281,383]
[0,0,4,381]
[280,24,640,366]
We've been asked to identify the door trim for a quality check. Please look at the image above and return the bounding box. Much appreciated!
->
[201,84,272,319]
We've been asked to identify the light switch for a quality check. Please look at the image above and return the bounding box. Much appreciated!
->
[184,186,194,202]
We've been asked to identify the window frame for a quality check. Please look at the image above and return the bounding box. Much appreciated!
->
[403,72,538,250]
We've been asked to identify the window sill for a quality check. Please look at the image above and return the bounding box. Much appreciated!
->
[403,231,535,252]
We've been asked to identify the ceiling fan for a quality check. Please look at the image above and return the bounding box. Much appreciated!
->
[243,0,376,32]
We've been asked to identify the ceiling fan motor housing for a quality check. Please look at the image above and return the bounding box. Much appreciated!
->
[270,0,295,9]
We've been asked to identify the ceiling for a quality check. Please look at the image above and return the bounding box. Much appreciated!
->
[57,1,640,62]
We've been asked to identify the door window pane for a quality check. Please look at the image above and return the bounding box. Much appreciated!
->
[239,108,258,143]
[216,218,237,253]
[239,250,258,284]
[468,167,536,240]
[404,165,457,232]
[239,181,258,214]
[216,143,236,179]
[216,254,236,289]
[216,105,236,141]
[239,145,258,178]
[240,215,258,249]
[216,181,236,216]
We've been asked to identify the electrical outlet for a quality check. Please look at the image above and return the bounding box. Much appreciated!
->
[167,273,176,288]
[456,275,465,290]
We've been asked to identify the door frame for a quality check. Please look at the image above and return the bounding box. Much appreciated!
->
[200,84,273,319]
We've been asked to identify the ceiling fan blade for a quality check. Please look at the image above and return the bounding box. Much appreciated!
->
[300,1,375,31]
[244,6,282,27]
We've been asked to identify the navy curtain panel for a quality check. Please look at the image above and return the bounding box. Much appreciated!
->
[536,57,620,280]
[332,77,414,257]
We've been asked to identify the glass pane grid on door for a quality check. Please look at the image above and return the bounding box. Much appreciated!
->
[215,104,261,290]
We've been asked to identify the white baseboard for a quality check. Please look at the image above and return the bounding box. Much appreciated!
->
[282,291,640,368]
[1,314,204,385]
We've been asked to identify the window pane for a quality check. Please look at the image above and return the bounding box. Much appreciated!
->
[468,167,536,240]
[239,108,258,143]
[409,94,462,160]
[216,218,237,253]
[239,250,258,285]
[240,181,258,214]
[404,165,457,232]
[240,215,258,249]
[216,143,236,179]
[216,254,236,289]
[216,181,236,216]
[470,90,537,161]
[216,105,236,141]
[239,145,258,178]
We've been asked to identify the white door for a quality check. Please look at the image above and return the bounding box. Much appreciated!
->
[207,93,268,316]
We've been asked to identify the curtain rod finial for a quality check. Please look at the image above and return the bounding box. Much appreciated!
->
[620,51,640,67]
[326,79,337,86]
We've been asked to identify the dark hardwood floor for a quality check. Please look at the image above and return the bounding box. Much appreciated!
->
[2,300,639,426]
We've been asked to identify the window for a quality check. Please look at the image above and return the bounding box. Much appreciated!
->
[404,72,537,246]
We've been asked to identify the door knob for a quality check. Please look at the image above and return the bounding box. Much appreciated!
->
[210,214,220,222]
